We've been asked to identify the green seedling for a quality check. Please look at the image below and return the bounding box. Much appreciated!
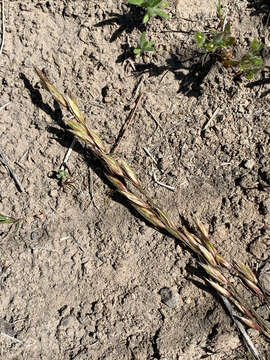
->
[128,0,168,23]
[195,2,235,63]
[134,32,155,57]
[238,39,264,79]
[56,168,68,180]
[0,213,23,233]
[195,2,264,79]
[56,168,77,192]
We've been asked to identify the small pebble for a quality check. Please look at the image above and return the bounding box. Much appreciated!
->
[49,189,58,198]
[243,159,256,170]
[259,262,270,294]
[249,236,268,260]
[103,96,112,103]
[159,287,180,308]
[79,27,89,43]
[31,229,43,241]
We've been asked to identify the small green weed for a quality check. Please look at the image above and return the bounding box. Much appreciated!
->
[134,32,155,57]
[56,168,68,180]
[238,39,264,79]
[128,0,168,23]
[195,2,264,79]
[0,213,23,233]
[55,168,77,192]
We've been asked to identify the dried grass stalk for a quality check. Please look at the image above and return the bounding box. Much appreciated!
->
[35,68,270,342]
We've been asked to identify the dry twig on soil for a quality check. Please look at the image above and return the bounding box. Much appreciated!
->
[110,92,144,153]
[35,67,270,357]
[0,0,5,55]
[0,150,25,192]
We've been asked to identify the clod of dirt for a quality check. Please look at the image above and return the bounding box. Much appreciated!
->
[243,159,256,170]
[49,189,58,198]
[238,174,257,189]
[31,229,44,241]
[259,262,270,294]
[249,236,269,260]
[159,287,180,308]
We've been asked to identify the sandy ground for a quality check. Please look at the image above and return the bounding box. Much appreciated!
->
[0,0,270,359]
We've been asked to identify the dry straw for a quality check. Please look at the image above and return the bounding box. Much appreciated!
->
[35,68,270,352]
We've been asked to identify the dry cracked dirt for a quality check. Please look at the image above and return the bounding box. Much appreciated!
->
[0,0,270,359]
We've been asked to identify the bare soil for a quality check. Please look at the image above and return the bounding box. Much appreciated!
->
[0,1,270,359]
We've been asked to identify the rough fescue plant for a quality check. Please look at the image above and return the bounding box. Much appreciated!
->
[195,2,264,79]
[134,32,155,57]
[128,0,168,23]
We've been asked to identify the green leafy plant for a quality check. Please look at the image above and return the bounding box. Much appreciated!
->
[238,39,264,79]
[128,0,168,23]
[195,24,235,55]
[56,168,68,180]
[134,32,155,57]
[195,2,236,63]
[195,2,264,79]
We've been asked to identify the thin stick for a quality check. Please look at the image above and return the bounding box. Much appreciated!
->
[0,0,5,55]
[143,146,159,166]
[144,108,165,134]
[88,167,99,212]
[0,102,10,111]
[221,296,263,360]
[0,332,23,344]
[110,92,143,154]
[153,170,175,192]
[60,138,76,170]
[0,150,25,192]
[203,107,220,130]
[133,74,145,98]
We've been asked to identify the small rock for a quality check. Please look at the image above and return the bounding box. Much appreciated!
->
[103,96,112,103]
[78,27,89,43]
[238,174,256,189]
[31,229,43,241]
[49,189,58,198]
[249,236,269,260]
[247,328,260,338]
[243,159,256,170]
[259,262,270,294]
[159,287,180,308]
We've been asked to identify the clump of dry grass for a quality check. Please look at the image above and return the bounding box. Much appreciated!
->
[35,68,270,344]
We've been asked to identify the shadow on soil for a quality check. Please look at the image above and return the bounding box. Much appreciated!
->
[134,52,216,97]
[247,0,270,25]
[94,5,145,43]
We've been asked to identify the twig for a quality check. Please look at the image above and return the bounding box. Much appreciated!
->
[203,107,220,130]
[0,102,10,111]
[60,138,76,170]
[110,92,144,153]
[88,167,99,213]
[0,150,25,192]
[0,332,23,344]
[144,108,165,134]
[0,0,5,55]
[221,296,263,360]
[152,169,175,192]
[143,147,159,167]
[89,101,105,109]
[132,74,145,98]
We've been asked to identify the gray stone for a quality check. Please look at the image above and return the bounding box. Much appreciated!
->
[159,287,180,308]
